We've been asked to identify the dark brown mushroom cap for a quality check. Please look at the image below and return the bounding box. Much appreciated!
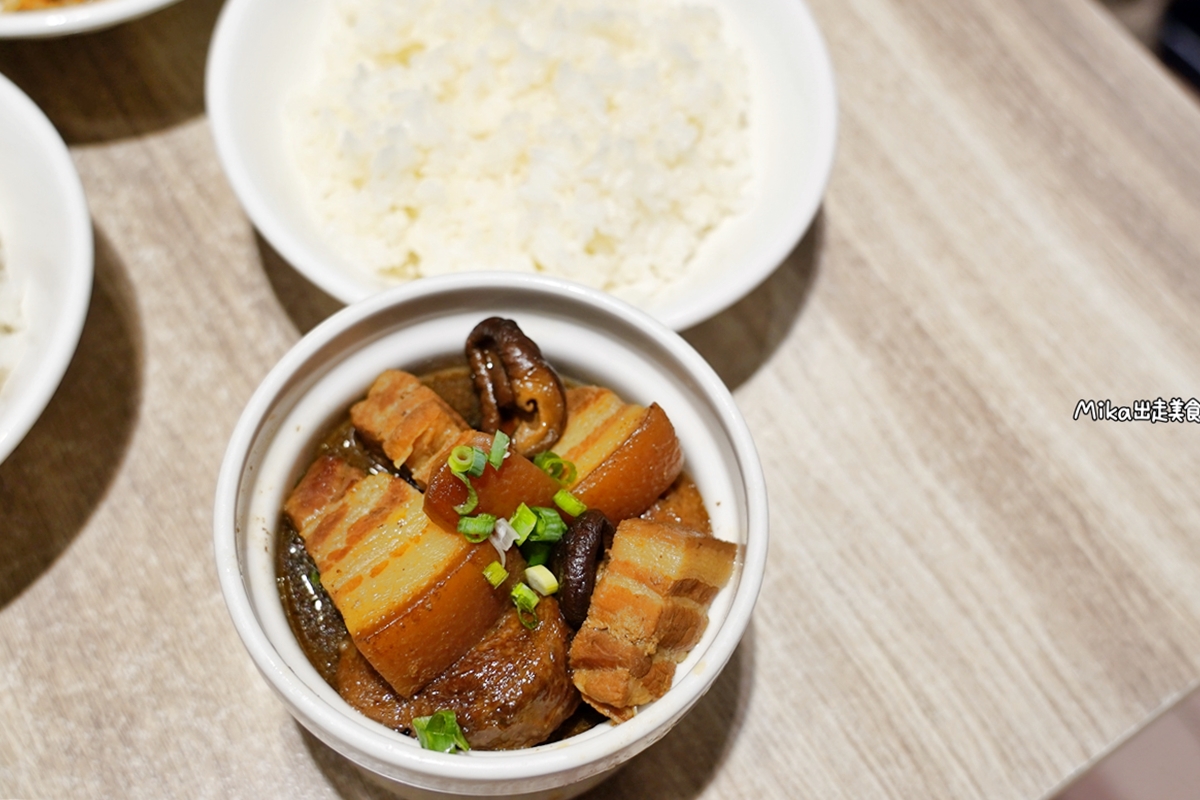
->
[465,317,567,457]
[552,509,614,629]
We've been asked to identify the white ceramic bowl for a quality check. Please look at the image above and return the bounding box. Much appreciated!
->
[213,273,768,798]
[205,0,836,331]
[0,0,182,38]
[0,73,92,465]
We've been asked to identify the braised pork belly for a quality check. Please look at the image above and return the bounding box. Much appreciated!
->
[278,318,739,750]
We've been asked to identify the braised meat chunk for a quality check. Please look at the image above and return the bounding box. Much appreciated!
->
[337,598,579,750]
[554,387,684,523]
[569,518,736,721]
[350,369,470,488]
[284,459,508,699]
[640,474,712,534]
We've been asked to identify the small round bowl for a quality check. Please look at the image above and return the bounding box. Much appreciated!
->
[206,0,836,330]
[0,0,182,38]
[0,73,92,465]
[213,273,768,798]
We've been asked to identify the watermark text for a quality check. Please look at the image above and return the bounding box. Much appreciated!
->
[1074,397,1200,423]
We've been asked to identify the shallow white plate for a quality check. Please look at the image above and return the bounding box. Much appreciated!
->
[206,0,837,331]
[0,74,93,464]
[0,0,181,38]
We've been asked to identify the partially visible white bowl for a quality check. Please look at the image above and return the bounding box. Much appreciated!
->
[0,0,182,38]
[213,273,768,798]
[206,0,837,331]
[0,74,92,465]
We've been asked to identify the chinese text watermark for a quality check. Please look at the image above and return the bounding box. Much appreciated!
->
[1074,398,1200,423]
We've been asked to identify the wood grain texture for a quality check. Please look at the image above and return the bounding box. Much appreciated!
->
[1,0,1199,797]
[1100,0,1172,45]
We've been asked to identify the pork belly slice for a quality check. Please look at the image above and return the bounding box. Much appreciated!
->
[337,597,580,750]
[349,369,470,488]
[641,473,711,534]
[284,461,507,698]
[283,454,366,532]
[554,386,684,523]
[569,518,737,722]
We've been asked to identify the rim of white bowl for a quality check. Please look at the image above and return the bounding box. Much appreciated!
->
[214,273,768,789]
[205,0,838,332]
[0,0,182,38]
[665,0,837,331]
[0,73,93,465]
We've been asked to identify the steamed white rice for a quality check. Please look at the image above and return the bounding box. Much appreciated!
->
[286,0,751,300]
[0,235,24,392]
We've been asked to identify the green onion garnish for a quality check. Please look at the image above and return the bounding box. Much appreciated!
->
[448,445,475,474]
[521,541,552,568]
[487,431,509,470]
[463,446,488,477]
[458,513,496,543]
[448,445,487,477]
[508,503,537,544]
[411,710,470,753]
[511,582,540,629]
[483,561,509,588]
[451,473,479,516]
[525,564,559,595]
[533,451,577,485]
[528,506,566,543]
[552,489,586,517]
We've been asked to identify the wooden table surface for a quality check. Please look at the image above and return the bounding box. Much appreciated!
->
[3,0,1200,797]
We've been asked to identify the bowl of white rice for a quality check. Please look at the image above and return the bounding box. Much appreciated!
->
[0,73,92,465]
[206,0,836,331]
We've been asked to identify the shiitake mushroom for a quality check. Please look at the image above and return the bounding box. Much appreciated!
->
[552,509,615,629]
[465,317,567,457]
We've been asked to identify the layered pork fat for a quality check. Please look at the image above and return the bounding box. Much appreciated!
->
[640,474,712,534]
[556,386,684,522]
[350,369,470,488]
[569,518,737,721]
[284,458,508,698]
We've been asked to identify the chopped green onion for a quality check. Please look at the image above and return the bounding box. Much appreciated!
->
[521,541,552,568]
[467,447,488,477]
[411,710,470,753]
[458,513,497,543]
[553,489,587,517]
[451,473,479,516]
[487,431,509,470]
[449,445,487,478]
[525,564,559,595]
[533,451,577,485]
[528,506,566,543]
[511,582,540,629]
[508,503,537,544]
[448,445,476,474]
[483,561,509,588]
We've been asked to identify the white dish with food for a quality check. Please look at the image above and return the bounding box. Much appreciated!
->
[0,0,182,38]
[0,73,92,465]
[213,273,768,798]
[206,0,837,330]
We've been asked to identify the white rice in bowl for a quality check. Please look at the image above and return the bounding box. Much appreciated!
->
[0,234,25,393]
[286,0,752,302]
